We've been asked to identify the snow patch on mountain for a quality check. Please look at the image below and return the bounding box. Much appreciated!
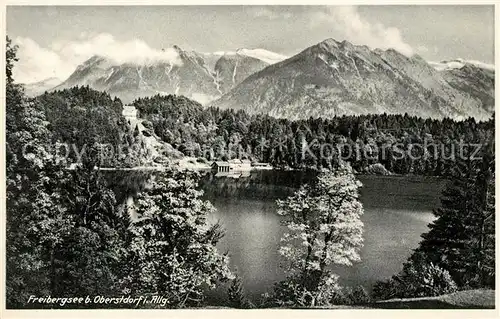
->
[205,48,288,64]
[430,59,495,71]
[462,59,495,71]
[235,48,288,64]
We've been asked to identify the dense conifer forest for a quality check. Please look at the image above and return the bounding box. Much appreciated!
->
[134,94,494,176]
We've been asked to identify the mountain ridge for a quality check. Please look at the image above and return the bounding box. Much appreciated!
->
[211,38,494,120]
[27,38,494,120]
[50,45,282,104]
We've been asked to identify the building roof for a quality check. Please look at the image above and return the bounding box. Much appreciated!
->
[212,161,230,166]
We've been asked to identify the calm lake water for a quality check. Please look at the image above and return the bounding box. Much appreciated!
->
[199,170,445,302]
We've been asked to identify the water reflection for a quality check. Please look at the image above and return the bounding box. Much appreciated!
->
[201,171,445,301]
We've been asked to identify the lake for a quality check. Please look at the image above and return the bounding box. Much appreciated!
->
[199,170,445,302]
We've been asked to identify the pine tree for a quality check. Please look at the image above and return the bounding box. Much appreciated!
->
[413,136,495,289]
[227,273,252,308]
[468,137,495,288]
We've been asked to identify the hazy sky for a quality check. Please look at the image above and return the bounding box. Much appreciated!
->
[7,5,495,83]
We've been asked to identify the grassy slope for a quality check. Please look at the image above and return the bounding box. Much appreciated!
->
[371,289,495,309]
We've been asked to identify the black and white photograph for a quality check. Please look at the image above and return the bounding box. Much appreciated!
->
[2,2,497,314]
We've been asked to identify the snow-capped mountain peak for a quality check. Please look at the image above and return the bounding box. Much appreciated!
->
[50,45,282,103]
[203,48,288,65]
[41,39,493,120]
[212,38,494,121]
[234,48,288,64]
[430,59,495,72]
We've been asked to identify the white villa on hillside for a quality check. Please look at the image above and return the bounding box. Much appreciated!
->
[122,105,138,120]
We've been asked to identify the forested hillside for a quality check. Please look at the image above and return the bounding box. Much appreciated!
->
[134,94,494,176]
[6,38,232,308]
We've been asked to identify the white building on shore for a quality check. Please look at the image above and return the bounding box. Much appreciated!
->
[211,159,252,172]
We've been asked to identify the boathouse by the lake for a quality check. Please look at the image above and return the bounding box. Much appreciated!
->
[212,161,231,172]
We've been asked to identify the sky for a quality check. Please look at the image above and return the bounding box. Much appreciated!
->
[7,5,495,84]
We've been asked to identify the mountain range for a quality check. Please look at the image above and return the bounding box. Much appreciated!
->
[212,39,494,120]
[24,39,494,120]
[46,47,284,104]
